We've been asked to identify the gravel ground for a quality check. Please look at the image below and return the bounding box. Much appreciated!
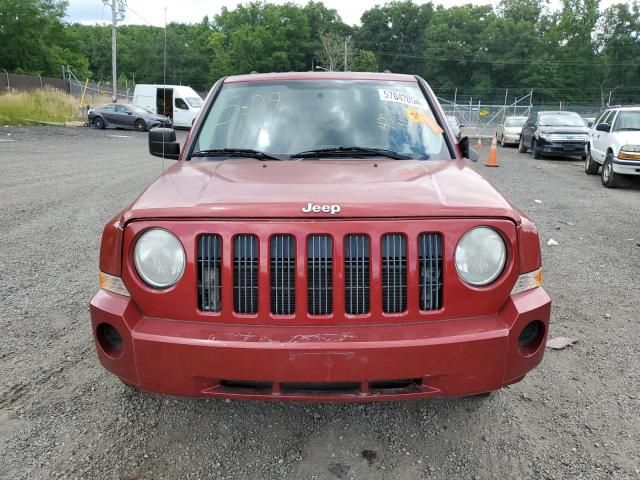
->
[1,126,639,479]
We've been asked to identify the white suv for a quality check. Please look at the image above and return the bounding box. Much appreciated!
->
[585,106,640,188]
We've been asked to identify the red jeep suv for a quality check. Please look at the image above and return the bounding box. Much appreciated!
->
[90,72,550,401]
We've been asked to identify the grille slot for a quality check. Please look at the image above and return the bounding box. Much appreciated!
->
[270,235,296,315]
[419,233,443,311]
[381,234,407,313]
[344,234,370,315]
[234,234,259,314]
[198,235,222,312]
[307,235,333,315]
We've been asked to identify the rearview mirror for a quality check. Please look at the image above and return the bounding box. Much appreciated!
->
[459,136,479,162]
[596,123,611,132]
[149,128,180,160]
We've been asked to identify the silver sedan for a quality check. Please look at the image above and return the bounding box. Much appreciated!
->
[496,116,527,147]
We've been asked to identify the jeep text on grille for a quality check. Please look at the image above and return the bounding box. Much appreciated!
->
[90,72,551,401]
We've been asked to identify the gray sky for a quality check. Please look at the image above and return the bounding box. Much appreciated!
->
[65,0,626,27]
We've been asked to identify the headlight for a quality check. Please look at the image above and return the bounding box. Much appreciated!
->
[621,145,640,152]
[619,145,640,160]
[455,227,507,286]
[134,228,185,288]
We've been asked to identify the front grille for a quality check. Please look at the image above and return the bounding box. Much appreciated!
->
[270,235,295,315]
[344,234,370,315]
[381,234,407,313]
[307,235,333,315]
[196,231,446,316]
[234,234,259,314]
[198,235,222,312]
[419,233,443,310]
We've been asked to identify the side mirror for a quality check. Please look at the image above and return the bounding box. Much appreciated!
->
[459,136,479,162]
[126,111,132,115]
[596,123,611,132]
[149,127,180,160]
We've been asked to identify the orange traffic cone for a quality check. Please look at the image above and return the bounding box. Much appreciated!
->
[485,135,498,167]
[476,137,483,149]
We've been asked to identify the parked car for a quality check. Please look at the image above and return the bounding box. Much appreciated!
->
[585,106,640,188]
[91,72,550,401]
[446,115,462,139]
[133,84,203,128]
[518,111,589,160]
[496,116,527,147]
[89,103,171,132]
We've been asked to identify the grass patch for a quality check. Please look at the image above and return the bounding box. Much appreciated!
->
[0,87,80,125]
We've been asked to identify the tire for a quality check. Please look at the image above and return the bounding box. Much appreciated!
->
[584,149,599,175]
[134,119,147,132]
[532,139,542,159]
[601,154,621,188]
[93,116,105,129]
[500,135,506,147]
[518,136,527,153]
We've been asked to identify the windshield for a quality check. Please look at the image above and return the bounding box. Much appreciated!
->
[539,114,585,127]
[615,111,640,130]
[131,105,153,115]
[505,117,526,127]
[192,80,449,160]
[186,97,203,108]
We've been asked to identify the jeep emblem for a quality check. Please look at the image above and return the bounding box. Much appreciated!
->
[302,202,341,215]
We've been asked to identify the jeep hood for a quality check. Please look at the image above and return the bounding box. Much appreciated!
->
[122,159,520,223]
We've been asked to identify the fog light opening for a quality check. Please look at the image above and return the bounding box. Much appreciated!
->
[96,323,123,357]
[518,320,545,355]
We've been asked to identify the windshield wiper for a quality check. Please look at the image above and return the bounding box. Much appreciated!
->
[292,146,413,160]
[190,148,284,161]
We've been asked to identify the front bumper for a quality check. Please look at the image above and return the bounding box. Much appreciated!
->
[612,157,640,176]
[90,288,551,401]
[148,119,172,129]
[502,134,520,144]
[539,140,587,156]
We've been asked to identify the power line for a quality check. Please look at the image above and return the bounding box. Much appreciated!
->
[364,49,640,66]
[124,3,155,25]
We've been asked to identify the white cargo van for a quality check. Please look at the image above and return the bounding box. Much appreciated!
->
[132,84,203,128]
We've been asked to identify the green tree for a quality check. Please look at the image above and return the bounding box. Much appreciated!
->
[422,5,498,94]
[0,0,90,77]
[350,50,379,72]
[597,1,640,105]
[355,1,434,75]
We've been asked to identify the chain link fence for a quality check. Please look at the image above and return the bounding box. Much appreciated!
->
[436,89,604,136]
[0,70,69,93]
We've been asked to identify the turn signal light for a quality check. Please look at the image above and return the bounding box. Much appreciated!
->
[618,151,640,160]
[510,268,542,296]
[99,271,130,297]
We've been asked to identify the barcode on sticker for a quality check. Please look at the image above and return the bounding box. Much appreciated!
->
[378,89,426,108]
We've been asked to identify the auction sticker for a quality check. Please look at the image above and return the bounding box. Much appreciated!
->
[378,89,426,108]
[405,107,443,133]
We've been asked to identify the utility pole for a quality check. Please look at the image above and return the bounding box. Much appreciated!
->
[344,39,348,72]
[105,0,126,102]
